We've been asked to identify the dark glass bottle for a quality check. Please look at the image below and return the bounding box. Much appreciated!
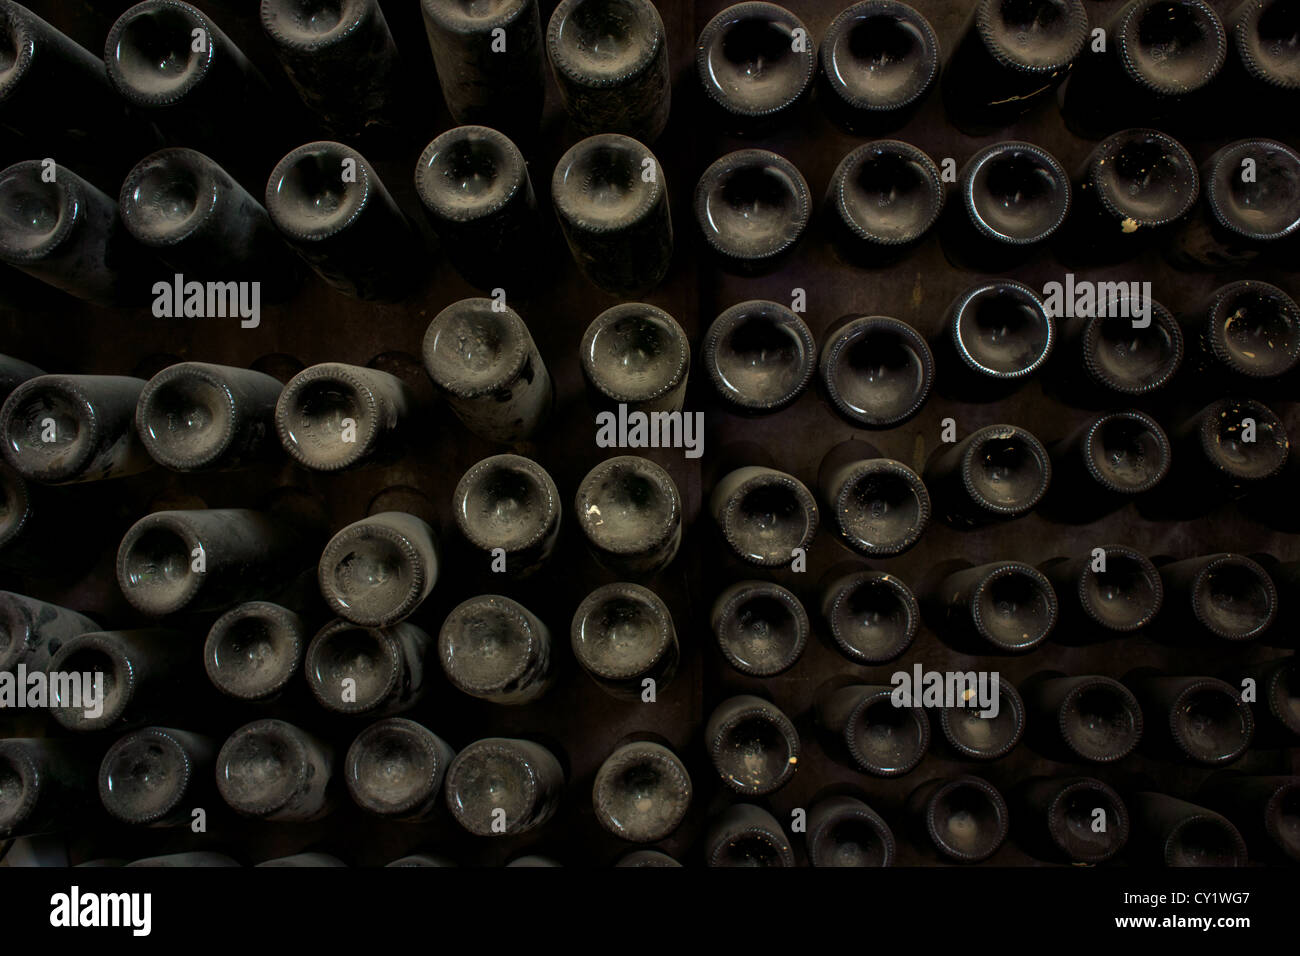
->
[819,314,934,427]
[580,303,689,414]
[929,561,1058,653]
[0,737,95,838]
[933,281,1054,397]
[1157,553,1277,642]
[1057,295,1183,400]
[318,512,438,628]
[820,569,917,664]
[552,134,672,296]
[47,629,190,733]
[806,796,895,867]
[817,438,929,557]
[135,362,284,472]
[215,718,334,821]
[696,2,813,135]
[1166,139,1300,270]
[265,141,422,302]
[1025,675,1143,762]
[571,582,678,700]
[444,737,564,836]
[1061,0,1227,138]
[1039,546,1163,636]
[1130,792,1248,866]
[826,141,944,267]
[0,591,97,674]
[615,850,680,867]
[413,126,543,292]
[1184,281,1300,384]
[1016,776,1129,864]
[0,374,153,484]
[1239,655,1299,738]
[98,727,214,827]
[703,300,815,414]
[694,149,810,276]
[1222,0,1300,133]
[941,142,1071,270]
[120,149,300,300]
[422,298,553,443]
[1165,398,1289,509]
[817,1,938,135]
[117,508,308,616]
[345,717,455,821]
[260,0,408,141]
[1132,674,1255,764]
[705,803,795,867]
[437,594,553,704]
[575,456,681,576]
[939,677,1025,761]
[1046,410,1170,518]
[1198,773,1300,863]
[453,454,560,577]
[923,424,1051,526]
[306,620,429,716]
[710,580,808,677]
[907,775,1009,863]
[817,683,929,776]
[592,740,691,842]
[204,601,305,702]
[548,0,671,142]
[942,0,1089,135]
[1060,129,1199,263]
[710,465,817,567]
[0,161,155,306]
[275,362,415,471]
[706,695,799,796]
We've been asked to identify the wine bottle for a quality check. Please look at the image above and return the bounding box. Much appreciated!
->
[422,297,553,443]
[1057,294,1183,400]
[317,512,437,628]
[1163,398,1289,511]
[443,737,564,836]
[552,133,672,297]
[305,619,429,717]
[453,454,560,577]
[1016,776,1130,864]
[942,0,1089,134]
[1238,655,1299,739]
[547,0,671,142]
[817,1,939,135]
[0,591,97,674]
[0,374,153,484]
[1039,546,1163,636]
[705,695,799,796]
[929,561,1058,653]
[1183,281,1300,384]
[615,850,680,867]
[820,568,918,664]
[710,580,808,677]
[97,727,215,827]
[1130,792,1248,866]
[826,141,944,267]
[580,303,689,414]
[1157,553,1277,642]
[907,775,1009,863]
[437,594,553,704]
[1198,773,1300,863]
[932,281,1054,397]
[592,740,691,842]
[923,424,1051,526]
[938,677,1025,761]
[705,803,795,867]
[710,466,817,567]
[571,582,678,700]
[575,456,681,576]
[1046,410,1170,518]
[1221,0,1300,134]
[818,315,934,427]
[817,682,930,776]
[702,300,815,414]
[204,601,306,702]
[1132,674,1255,764]
[215,718,334,821]
[344,717,455,821]
[1025,675,1143,762]
[696,2,814,135]
[694,149,810,275]
[0,737,96,838]
[274,362,415,471]
[806,795,895,867]
[47,629,191,733]
[265,141,422,302]
[817,438,929,557]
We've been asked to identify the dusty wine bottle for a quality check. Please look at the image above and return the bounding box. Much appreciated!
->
[1221,0,1300,133]
[1165,398,1289,507]
[414,126,543,291]
[1183,281,1300,384]
[0,374,153,484]
[420,0,545,139]
[318,512,438,628]
[1016,776,1130,864]
[0,463,67,572]
[305,619,429,716]
[1198,773,1300,863]
[345,717,455,821]
[705,803,795,867]
[1238,654,1299,739]
[571,582,678,700]
[930,561,1058,653]
[0,737,95,838]
[817,1,939,135]
[907,775,1009,863]
[939,678,1025,761]
[817,682,930,776]
[820,569,918,664]
[47,629,190,733]
[710,466,817,567]
[204,601,306,702]
[932,281,1054,397]
[0,592,97,674]
[444,737,564,836]
[694,149,810,275]
[826,141,944,267]
[1133,673,1255,764]
[265,141,421,302]
[592,740,691,842]
[1025,675,1143,762]
[711,580,808,677]
[453,454,560,577]
[696,2,813,136]
[437,594,553,704]
[422,298,553,443]
[1039,546,1163,636]
[97,727,214,827]
[215,718,334,821]
[923,423,1051,526]
[703,300,816,414]
[1046,410,1171,518]
[575,456,681,576]
[942,0,1088,134]
[705,695,799,796]
[275,362,415,471]
[1158,553,1277,642]
[817,438,929,557]
[806,795,895,867]
[1057,294,1183,400]
[1130,792,1248,866]
[548,0,671,142]
[117,508,309,616]
[580,303,689,414]
[819,315,934,427]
